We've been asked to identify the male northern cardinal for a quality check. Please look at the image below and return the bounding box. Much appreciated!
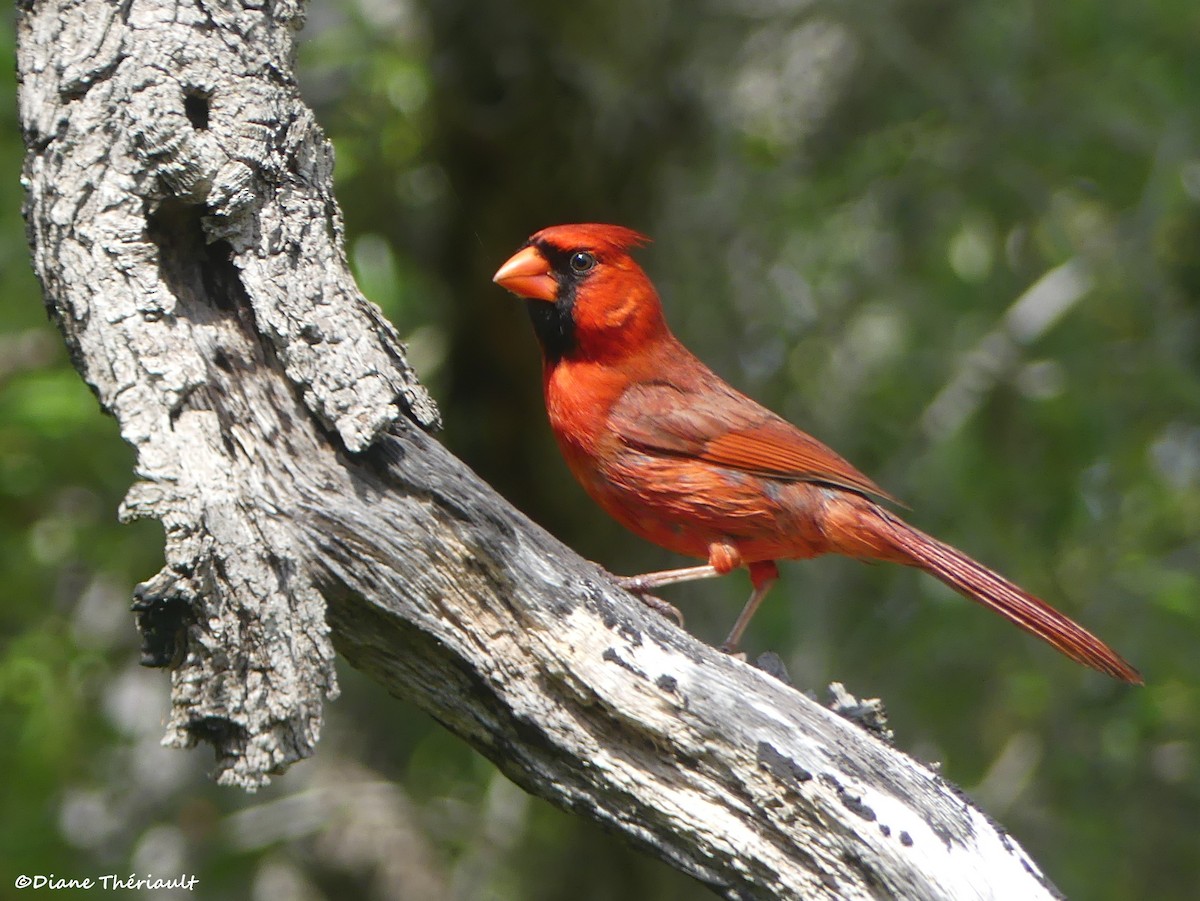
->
[493,223,1140,683]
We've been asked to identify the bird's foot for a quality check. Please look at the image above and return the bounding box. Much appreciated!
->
[616,573,652,594]
[611,573,685,626]
[635,593,685,627]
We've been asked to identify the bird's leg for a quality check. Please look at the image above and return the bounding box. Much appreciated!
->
[720,561,780,653]
[615,565,721,627]
[616,564,721,593]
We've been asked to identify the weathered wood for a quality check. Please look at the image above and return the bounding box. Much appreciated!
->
[18,0,436,787]
[16,1,1061,898]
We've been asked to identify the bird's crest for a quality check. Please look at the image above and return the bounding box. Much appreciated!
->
[529,223,651,255]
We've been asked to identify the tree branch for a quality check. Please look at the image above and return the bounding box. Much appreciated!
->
[17,1,1061,897]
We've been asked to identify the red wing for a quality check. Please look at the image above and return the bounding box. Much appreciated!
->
[610,376,899,503]
[701,427,899,502]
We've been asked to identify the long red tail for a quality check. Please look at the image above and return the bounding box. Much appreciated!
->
[879,514,1142,683]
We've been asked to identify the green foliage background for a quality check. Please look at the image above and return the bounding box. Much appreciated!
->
[3,1,1198,898]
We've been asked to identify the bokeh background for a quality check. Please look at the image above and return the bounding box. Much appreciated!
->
[3,1,1199,898]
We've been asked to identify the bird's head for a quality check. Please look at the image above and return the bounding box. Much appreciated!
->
[493,224,667,363]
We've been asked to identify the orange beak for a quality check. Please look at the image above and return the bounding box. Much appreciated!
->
[492,245,558,302]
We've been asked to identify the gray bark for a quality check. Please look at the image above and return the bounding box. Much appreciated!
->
[16,1,1061,898]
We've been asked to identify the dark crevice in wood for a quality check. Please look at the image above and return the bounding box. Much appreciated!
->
[183,89,211,130]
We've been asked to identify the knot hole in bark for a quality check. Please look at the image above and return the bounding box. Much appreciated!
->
[147,199,252,321]
[146,199,275,438]
[132,574,192,669]
[183,89,211,131]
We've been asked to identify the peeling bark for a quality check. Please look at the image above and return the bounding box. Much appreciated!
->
[17,1,1062,898]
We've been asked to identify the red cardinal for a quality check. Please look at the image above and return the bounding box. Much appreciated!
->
[493,223,1141,683]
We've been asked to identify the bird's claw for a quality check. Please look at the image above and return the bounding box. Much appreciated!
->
[608,570,686,625]
[636,593,685,627]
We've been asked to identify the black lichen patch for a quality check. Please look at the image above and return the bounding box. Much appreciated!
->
[602,646,643,678]
[756,741,813,789]
[655,674,678,693]
[617,620,643,645]
[839,790,876,822]
[596,606,643,646]
[820,774,876,823]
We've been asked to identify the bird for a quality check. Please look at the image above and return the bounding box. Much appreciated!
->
[492,223,1141,683]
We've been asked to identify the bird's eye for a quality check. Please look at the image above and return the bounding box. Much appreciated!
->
[569,251,596,273]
